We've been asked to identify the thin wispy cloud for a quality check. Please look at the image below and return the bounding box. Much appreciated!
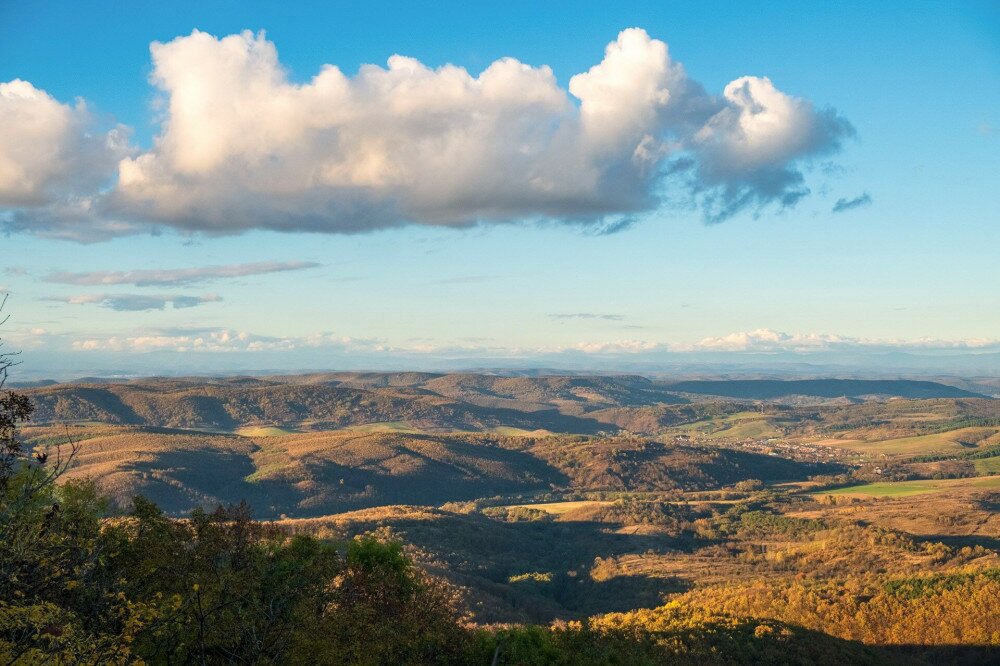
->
[832,192,873,213]
[587,217,638,236]
[45,261,320,287]
[72,329,378,353]
[2,28,851,241]
[549,313,625,321]
[52,293,222,311]
[422,275,497,285]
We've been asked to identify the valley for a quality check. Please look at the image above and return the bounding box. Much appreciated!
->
[13,372,1000,661]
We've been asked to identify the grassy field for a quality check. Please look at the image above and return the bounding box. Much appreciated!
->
[506,500,612,515]
[817,475,1000,498]
[974,457,1000,474]
[670,412,783,440]
[23,424,124,448]
[488,426,555,437]
[505,496,742,515]
[339,421,424,434]
[814,427,1000,457]
[235,425,298,437]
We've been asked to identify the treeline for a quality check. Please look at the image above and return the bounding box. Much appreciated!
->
[0,488,888,664]
[912,444,1000,463]
[675,570,1000,647]
[921,417,1000,435]
[2,392,465,663]
[2,476,470,662]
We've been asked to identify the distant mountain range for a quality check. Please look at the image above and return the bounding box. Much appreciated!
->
[15,347,1000,384]
[665,379,984,400]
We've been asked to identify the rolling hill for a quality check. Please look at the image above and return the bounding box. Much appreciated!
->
[21,379,606,433]
[22,374,988,437]
[24,424,839,517]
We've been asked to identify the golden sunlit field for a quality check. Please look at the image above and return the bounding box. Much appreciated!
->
[505,500,613,514]
[812,427,1000,457]
[817,475,1000,498]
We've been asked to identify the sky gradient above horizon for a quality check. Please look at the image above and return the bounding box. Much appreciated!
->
[1,1,998,378]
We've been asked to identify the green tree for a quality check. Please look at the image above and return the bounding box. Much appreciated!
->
[289,534,471,665]
[1,301,139,663]
[102,498,341,663]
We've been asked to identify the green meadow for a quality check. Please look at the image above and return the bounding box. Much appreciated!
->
[819,475,1000,498]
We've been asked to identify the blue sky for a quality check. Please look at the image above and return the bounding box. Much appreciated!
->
[1,1,998,378]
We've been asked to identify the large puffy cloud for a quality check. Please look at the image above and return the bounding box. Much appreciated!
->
[0,80,129,206]
[0,80,132,240]
[690,76,854,220]
[3,28,852,239]
[112,29,633,231]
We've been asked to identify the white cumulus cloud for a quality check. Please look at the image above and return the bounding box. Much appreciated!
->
[0,80,130,206]
[691,77,854,220]
[687,329,1000,353]
[2,28,853,240]
[59,326,1000,357]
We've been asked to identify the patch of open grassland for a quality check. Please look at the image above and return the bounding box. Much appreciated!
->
[974,457,1000,474]
[817,475,1000,498]
[506,500,612,515]
[235,425,298,437]
[814,427,1000,457]
[670,412,784,440]
[488,426,555,437]
[339,421,425,434]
